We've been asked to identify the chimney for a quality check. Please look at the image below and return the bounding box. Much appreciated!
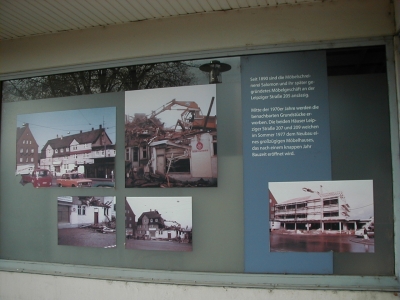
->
[80,130,82,133]
[92,128,94,131]
[99,125,102,129]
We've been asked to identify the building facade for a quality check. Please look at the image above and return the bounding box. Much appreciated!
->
[272,190,352,231]
[40,125,115,178]
[16,123,39,174]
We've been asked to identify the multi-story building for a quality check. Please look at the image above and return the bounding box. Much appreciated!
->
[136,210,166,239]
[272,190,351,232]
[16,123,39,174]
[39,125,115,178]
[125,199,136,237]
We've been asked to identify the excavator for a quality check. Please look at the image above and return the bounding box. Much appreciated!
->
[148,97,216,131]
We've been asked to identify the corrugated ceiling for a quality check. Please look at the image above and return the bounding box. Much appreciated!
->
[0,0,320,40]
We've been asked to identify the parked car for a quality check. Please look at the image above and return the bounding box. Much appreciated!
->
[355,218,374,238]
[57,172,92,187]
[91,181,115,188]
[21,168,53,188]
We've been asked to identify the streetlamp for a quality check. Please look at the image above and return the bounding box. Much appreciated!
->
[303,186,324,232]
[199,60,231,84]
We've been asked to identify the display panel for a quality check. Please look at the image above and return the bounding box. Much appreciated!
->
[58,196,116,248]
[125,197,192,251]
[125,85,217,188]
[16,107,116,188]
[0,46,395,276]
[269,180,374,253]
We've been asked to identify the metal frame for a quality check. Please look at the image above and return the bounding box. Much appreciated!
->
[0,36,399,291]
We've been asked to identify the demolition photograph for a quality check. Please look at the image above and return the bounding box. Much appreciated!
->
[125,84,217,188]
[58,196,116,248]
[125,197,192,252]
[16,107,116,188]
[269,180,374,253]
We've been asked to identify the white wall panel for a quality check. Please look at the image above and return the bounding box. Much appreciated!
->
[0,0,394,76]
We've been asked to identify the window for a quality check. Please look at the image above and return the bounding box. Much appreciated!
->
[60,149,63,153]
[19,158,23,162]
[78,205,86,215]
[30,158,34,162]
[31,149,34,153]
[55,149,58,153]
[25,149,28,153]
[66,148,69,152]
[150,219,153,223]
[125,148,130,161]
[20,148,23,153]
[22,140,25,144]
[133,147,138,162]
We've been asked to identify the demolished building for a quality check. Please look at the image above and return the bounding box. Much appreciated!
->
[125,98,217,187]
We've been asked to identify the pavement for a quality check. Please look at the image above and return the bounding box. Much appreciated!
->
[125,239,192,252]
[58,227,116,248]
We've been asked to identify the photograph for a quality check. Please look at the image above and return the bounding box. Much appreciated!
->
[125,197,192,252]
[16,107,116,188]
[58,196,116,248]
[269,180,374,253]
[125,84,217,188]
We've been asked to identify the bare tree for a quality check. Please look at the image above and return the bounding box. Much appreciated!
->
[2,62,196,102]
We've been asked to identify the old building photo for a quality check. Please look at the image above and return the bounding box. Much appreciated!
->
[125,197,192,251]
[269,180,374,253]
[58,196,116,248]
[125,85,217,188]
[16,107,116,188]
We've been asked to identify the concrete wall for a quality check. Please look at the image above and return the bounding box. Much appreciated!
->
[0,271,398,300]
[0,0,398,299]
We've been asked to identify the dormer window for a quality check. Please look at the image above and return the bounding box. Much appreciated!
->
[55,149,58,153]
[60,149,64,153]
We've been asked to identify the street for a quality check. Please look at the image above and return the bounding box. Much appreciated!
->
[58,227,116,248]
[270,231,374,253]
[125,239,192,252]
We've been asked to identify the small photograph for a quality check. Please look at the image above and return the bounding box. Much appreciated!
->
[125,85,217,188]
[125,197,192,251]
[269,180,374,253]
[16,107,116,188]
[58,196,116,248]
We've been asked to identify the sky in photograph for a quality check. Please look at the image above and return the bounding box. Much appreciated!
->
[125,84,216,129]
[269,180,374,219]
[17,107,116,151]
[126,197,192,229]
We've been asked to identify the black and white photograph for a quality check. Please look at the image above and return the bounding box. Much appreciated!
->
[125,197,192,252]
[125,85,217,188]
[269,180,374,253]
[16,107,116,188]
[58,196,116,248]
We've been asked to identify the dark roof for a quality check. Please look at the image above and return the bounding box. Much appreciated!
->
[16,126,26,142]
[16,124,38,146]
[137,210,165,226]
[40,128,108,153]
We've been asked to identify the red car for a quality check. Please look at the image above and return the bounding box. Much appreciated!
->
[21,169,53,188]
